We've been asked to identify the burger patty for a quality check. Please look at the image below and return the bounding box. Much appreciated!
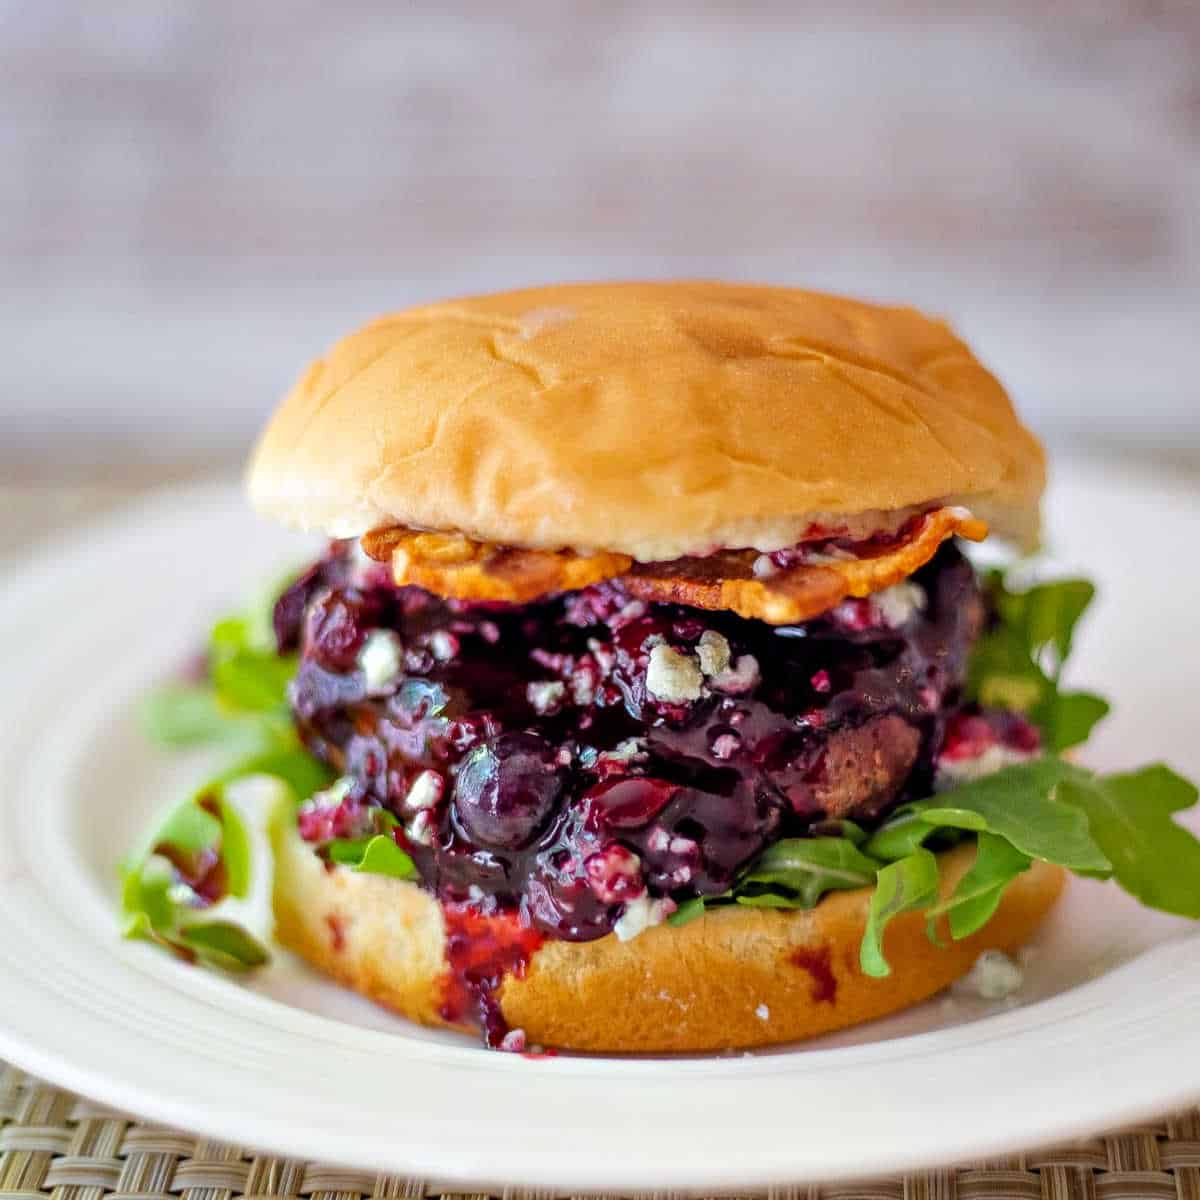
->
[812,715,921,821]
[279,542,984,940]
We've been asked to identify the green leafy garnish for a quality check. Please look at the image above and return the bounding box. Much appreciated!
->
[206,606,296,721]
[860,849,940,977]
[735,837,881,909]
[213,792,253,897]
[969,573,1109,751]
[1058,765,1200,918]
[862,811,943,862]
[120,788,270,970]
[679,752,1199,973]
[140,583,298,754]
[211,644,297,714]
[122,571,334,970]
[900,758,1110,872]
[809,819,869,845]
[324,808,419,881]
[151,792,223,863]
[121,854,177,934]
[328,833,419,880]
[140,685,247,748]
[668,896,709,927]
[178,921,271,970]
[214,745,334,804]
[122,754,330,969]
[1040,692,1111,754]
[683,752,1192,972]
[925,833,1031,940]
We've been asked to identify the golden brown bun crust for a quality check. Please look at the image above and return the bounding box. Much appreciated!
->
[247,282,1045,559]
[272,818,1065,1053]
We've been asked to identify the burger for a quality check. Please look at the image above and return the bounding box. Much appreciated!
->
[123,282,1200,1054]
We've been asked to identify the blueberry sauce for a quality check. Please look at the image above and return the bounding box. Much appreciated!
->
[438,904,545,1046]
[940,708,1041,761]
[790,944,838,1004]
[279,540,986,953]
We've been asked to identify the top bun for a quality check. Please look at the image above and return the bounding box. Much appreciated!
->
[247,282,1045,561]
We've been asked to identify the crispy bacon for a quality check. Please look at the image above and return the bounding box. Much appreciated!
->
[360,507,987,623]
[624,507,987,624]
[361,527,633,605]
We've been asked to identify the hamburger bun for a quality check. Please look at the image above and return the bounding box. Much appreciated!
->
[247,282,1045,560]
[271,813,1065,1054]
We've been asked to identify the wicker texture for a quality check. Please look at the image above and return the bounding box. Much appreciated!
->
[2,1062,1199,1200]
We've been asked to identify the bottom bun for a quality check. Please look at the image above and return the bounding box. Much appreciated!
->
[271,816,1065,1053]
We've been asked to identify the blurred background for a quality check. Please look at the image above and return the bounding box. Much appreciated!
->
[2,0,1198,509]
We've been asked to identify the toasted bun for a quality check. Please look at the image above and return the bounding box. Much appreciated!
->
[271,816,1064,1053]
[247,282,1045,560]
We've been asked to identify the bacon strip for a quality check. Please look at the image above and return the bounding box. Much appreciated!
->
[623,507,987,624]
[361,507,987,623]
[361,527,633,605]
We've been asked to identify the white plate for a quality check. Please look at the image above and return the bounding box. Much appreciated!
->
[1,460,1198,1192]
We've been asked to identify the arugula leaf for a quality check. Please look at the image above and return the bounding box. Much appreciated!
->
[134,789,253,900]
[121,854,177,933]
[208,611,294,711]
[140,686,237,747]
[737,837,880,908]
[207,597,297,716]
[968,635,1045,713]
[998,576,1095,675]
[324,805,419,881]
[215,745,335,802]
[215,793,253,898]
[153,795,223,859]
[325,836,372,867]
[141,686,290,757]
[905,758,1110,872]
[179,921,271,970]
[1036,691,1110,754]
[925,833,1031,940]
[666,838,881,924]
[210,614,256,659]
[668,896,709,927]
[121,783,273,970]
[807,819,869,845]
[1058,765,1200,918]
[143,595,298,753]
[124,571,328,973]
[125,731,329,969]
[647,756,1197,973]
[860,849,940,978]
[863,811,940,862]
[329,833,419,880]
[733,891,806,909]
[211,651,297,714]
[969,574,1109,751]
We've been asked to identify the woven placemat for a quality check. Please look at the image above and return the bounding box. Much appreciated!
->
[2,1061,1199,1200]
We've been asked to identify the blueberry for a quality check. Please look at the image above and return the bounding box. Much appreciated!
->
[304,588,385,673]
[453,732,563,850]
[273,562,323,653]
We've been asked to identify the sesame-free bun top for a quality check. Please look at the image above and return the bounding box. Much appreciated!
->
[247,281,1045,560]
